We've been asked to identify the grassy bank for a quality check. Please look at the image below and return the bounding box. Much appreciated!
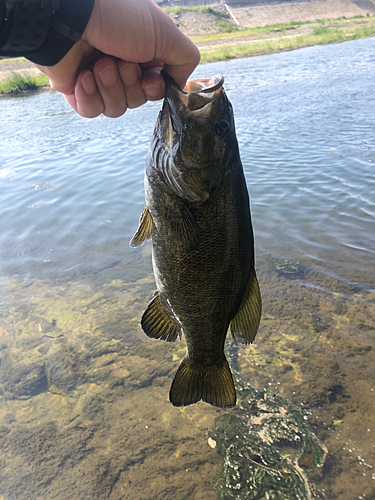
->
[192,19,313,42]
[193,16,375,62]
[163,6,224,15]
[0,72,48,95]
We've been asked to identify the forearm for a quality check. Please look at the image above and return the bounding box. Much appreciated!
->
[0,0,94,65]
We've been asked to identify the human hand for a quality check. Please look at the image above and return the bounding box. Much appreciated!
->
[36,0,200,118]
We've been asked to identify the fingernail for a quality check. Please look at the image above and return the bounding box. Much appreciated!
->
[99,65,118,88]
[145,85,162,98]
[119,64,138,86]
[81,72,97,96]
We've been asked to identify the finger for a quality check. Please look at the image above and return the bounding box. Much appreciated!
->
[93,58,127,118]
[152,9,200,89]
[141,66,165,101]
[118,62,147,110]
[74,70,105,118]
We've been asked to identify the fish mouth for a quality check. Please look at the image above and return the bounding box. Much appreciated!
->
[162,69,224,93]
[161,70,224,136]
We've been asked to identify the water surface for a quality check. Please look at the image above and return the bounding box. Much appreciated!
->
[0,37,374,500]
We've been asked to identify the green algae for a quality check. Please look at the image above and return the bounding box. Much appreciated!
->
[210,372,327,500]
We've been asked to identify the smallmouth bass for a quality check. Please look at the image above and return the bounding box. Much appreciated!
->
[131,72,261,408]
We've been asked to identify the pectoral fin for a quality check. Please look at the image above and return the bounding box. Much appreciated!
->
[230,272,262,344]
[170,206,199,247]
[129,206,152,247]
[141,291,182,342]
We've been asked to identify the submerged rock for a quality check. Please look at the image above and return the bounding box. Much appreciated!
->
[209,373,327,500]
[0,337,48,399]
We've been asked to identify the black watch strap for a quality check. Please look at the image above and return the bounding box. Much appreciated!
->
[0,0,95,66]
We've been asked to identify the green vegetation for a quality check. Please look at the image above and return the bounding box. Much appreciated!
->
[1,14,375,94]
[0,56,26,64]
[191,19,318,43]
[199,20,375,63]
[312,26,335,35]
[163,5,224,16]
[0,72,48,95]
[215,19,238,33]
[210,371,328,500]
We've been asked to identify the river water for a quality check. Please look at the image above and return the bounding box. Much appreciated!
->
[0,38,374,500]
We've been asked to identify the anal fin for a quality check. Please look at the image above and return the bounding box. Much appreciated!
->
[230,272,262,344]
[141,291,181,342]
[130,205,152,247]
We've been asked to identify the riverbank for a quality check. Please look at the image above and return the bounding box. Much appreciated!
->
[1,12,375,94]
[0,71,48,95]
[194,14,375,62]
[0,58,47,95]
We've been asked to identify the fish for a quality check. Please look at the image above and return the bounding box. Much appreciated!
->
[130,71,261,408]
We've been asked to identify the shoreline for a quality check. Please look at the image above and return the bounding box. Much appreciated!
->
[1,14,374,95]
[194,14,375,62]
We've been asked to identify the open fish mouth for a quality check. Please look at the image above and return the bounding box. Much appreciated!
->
[162,70,224,121]
[162,70,224,96]
[184,75,224,94]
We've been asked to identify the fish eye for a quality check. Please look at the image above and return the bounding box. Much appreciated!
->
[215,119,230,136]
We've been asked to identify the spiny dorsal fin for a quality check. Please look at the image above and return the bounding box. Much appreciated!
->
[169,356,236,408]
[129,205,152,247]
[141,291,181,342]
[230,272,262,344]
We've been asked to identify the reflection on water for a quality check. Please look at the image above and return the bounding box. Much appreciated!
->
[1,37,375,499]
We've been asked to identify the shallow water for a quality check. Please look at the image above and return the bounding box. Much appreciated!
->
[0,37,375,499]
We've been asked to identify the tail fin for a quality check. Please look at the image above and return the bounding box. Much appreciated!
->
[169,356,236,408]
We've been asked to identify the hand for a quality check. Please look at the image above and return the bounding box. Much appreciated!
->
[36,0,200,118]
